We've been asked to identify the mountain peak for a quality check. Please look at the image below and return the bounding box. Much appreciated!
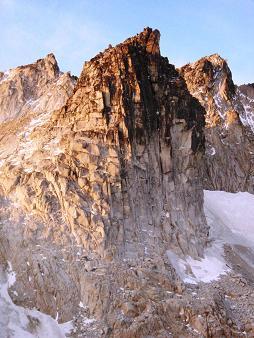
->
[112,27,160,52]
[184,53,228,73]
[44,52,57,64]
[180,53,237,127]
[33,52,60,77]
[205,53,226,65]
[0,53,76,122]
[88,27,161,67]
[123,27,161,55]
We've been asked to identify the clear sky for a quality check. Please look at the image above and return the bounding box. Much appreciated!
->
[0,0,253,84]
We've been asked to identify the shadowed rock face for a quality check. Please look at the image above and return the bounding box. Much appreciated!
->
[180,55,254,193]
[0,28,213,336]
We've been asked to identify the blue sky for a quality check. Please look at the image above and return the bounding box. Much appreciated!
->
[0,0,253,84]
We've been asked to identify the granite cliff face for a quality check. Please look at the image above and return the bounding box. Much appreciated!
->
[180,55,254,192]
[0,28,211,337]
[0,28,254,337]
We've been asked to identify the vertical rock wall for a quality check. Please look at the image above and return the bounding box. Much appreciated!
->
[52,27,208,258]
[0,28,209,335]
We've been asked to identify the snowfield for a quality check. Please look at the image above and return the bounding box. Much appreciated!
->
[0,263,73,338]
[167,190,254,284]
[205,190,254,246]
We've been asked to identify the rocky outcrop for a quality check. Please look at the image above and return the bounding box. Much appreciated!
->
[0,54,79,324]
[238,83,254,131]
[180,54,238,127]
[180,55,254,192]
[0,53,77,122]
[53,27,207,258]
[0,28,208,255]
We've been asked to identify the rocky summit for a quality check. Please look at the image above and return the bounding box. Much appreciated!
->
[180,55,254,193]
[0,28,254,337]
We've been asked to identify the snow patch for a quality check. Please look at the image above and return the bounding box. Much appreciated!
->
[204,190,254,246]
[59,321,74,335]
[237,88,254,132]
[167,241,228,284]
[168,190,254,284]
[0,70,12,84]
[82,317,96,325]
[0,263,70,337]
[206,145,216,156]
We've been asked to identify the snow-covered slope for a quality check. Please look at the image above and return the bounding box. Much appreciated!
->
[168,190,254,284]
[0,263,72,338]
[205,190,254,246]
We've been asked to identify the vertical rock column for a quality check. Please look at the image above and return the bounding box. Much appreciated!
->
[60,27,208,258]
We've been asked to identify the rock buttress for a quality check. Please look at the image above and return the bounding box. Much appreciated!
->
[0,28,212,336]
[52,27,208,258]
